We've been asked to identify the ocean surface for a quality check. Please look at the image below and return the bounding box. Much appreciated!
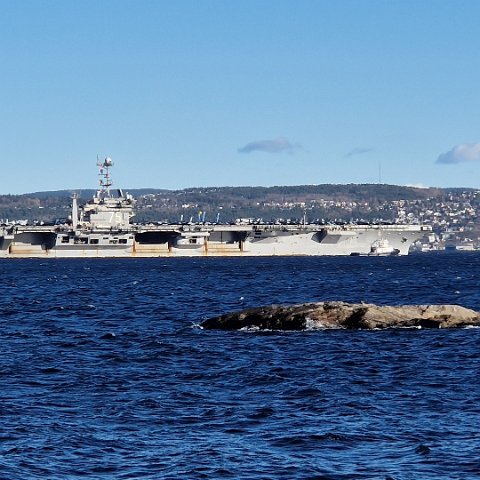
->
[0,253,479,479]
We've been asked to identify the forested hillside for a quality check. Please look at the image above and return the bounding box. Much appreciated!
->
[0,183,472,226]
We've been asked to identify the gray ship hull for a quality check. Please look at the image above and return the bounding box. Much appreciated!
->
[1,224,428,258]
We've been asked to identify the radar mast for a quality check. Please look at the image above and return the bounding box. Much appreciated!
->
[97,156,114,198]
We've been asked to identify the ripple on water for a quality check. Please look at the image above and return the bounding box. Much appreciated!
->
[1,255,480,479]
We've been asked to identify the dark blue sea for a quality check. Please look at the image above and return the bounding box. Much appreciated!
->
[1,253,479,479]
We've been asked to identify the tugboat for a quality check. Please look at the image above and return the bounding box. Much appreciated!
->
[368,238,400,256]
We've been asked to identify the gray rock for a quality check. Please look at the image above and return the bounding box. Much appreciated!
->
[201,301,480,330]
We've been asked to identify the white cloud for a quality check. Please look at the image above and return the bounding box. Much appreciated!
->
[436,143,480,164]
[238,137,302,154]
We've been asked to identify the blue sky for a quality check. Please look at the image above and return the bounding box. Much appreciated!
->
[1,0,480,194]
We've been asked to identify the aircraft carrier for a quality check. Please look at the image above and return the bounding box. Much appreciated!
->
[0,159,430,258]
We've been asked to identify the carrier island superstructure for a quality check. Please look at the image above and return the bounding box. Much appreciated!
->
[0,159,430,258]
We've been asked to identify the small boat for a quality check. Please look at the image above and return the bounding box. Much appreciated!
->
[368,238,399,256]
